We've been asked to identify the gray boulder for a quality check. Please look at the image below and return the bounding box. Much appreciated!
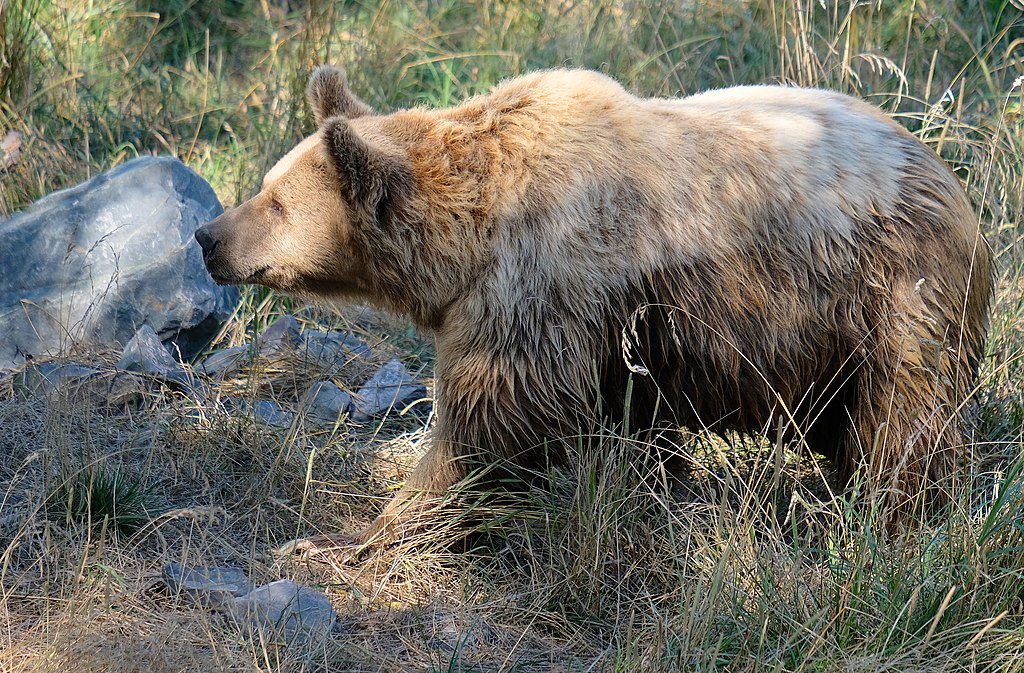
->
[0,156,238,370]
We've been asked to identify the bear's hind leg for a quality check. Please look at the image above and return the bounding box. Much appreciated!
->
[844,322,969,523]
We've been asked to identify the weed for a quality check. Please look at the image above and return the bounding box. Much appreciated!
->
[47,461,162,538]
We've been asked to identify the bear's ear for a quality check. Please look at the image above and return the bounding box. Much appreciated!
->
[322,117,409,212]
[307,65,374,125]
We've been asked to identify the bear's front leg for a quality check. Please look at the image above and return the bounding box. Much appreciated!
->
[275,434,468,562]
[351,432,470,547]
[276,339,585,563]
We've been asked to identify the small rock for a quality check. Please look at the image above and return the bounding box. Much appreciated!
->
[224,579,336,646]
[300,330,371,369]
[257,315,302,355]
[250,399,293,428]
[352,358,427,421]
[102,371,153,407]
[336,332,372,358]
[162,562,253,608]
[116,324,182,375]
[161,368,206,400]
[17,362,100,396]
[197,344,249,379]
[298,380,352,424]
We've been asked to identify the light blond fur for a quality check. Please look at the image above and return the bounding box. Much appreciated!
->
[196,67,992,549]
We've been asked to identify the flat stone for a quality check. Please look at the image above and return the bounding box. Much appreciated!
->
[300,330,371,369]
[351,358,427,421]
[102,371,153,407]
[162,562,253,608]
[161,368,206,399]
[298,380,352,424]
[257,315,302,355]
[16,362,100,396]
[196,344,249,379]
[16,363,167,408]
[249,399,293,428]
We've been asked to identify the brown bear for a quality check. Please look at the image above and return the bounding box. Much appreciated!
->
[195,66,992,551]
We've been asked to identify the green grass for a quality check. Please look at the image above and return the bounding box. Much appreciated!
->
[0,0,1023,671]
[48,460,163,538]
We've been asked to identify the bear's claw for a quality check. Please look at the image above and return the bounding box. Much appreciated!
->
[274,534,363,565]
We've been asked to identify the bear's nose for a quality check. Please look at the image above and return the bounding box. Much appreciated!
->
[194,226,218,259]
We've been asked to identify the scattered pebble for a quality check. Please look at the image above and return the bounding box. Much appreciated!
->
[162,562,253,608]
[299,379,352,424]
[352,358,428,421]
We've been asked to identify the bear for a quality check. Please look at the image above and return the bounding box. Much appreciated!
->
[194,65,992,553]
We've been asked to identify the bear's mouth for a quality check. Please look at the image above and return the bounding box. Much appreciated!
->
[209,265,271,286]
[245,265,271,283]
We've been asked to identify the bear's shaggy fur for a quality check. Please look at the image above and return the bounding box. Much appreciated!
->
[195,66,992,547]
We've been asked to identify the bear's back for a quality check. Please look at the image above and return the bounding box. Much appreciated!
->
[433,74,911,267]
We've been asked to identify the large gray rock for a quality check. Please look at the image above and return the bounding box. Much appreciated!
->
[0,156,238,370]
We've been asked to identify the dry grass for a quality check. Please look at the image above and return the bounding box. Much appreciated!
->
[1,0,1024,671]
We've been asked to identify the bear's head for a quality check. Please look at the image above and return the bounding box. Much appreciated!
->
[194,66,410,300]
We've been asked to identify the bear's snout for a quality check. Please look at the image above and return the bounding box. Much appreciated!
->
[194,225,219,260]
[193,213,275,286]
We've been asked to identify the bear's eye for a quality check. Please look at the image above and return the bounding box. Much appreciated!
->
[269,198,284,216]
